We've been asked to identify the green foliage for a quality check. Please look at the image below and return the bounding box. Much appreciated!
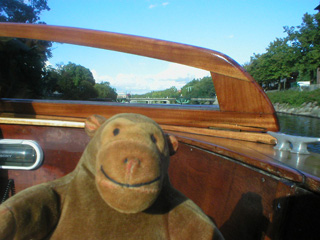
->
[285,13,320,81]
[0,0,50,23]
[0,0,51,98]
[43,63,118,101]
[44,63,98,100]
[0,38,52,98]
[132,76,215,104]
[41,65,60,97]
[244,37,298,90]
[94,82,117,101]
[59,63,95,87]
[267,89,320,106]
[132,86,180,98]
[244,12,320,86]
[180,76,215,99]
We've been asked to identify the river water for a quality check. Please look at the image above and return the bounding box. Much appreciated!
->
[277,113,320,154]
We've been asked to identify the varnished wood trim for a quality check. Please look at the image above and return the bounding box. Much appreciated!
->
[212,73,275,113]
[162,125,276,144]
[0,99,279,132]
[0,116,276,144]
[0,23,247,80]
[167,131,305,183]
[0,113,84,122]
[0,117,85,128]
[0,23,279,130]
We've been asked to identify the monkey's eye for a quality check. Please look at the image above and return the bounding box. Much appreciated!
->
[113,128,120,136]
[150,134,157,143]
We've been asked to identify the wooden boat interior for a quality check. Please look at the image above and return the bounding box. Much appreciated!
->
[0,23,319,239]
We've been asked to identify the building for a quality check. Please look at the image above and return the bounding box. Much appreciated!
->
[117,93,128,99]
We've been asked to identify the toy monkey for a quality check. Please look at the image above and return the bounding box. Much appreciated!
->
[0,113,223,239]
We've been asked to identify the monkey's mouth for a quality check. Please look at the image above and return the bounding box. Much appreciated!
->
[100,166,160,188]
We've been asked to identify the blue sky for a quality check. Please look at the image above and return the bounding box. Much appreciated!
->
[40,0,319,94]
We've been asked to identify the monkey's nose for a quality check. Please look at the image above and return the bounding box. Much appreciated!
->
[124,157,141,173]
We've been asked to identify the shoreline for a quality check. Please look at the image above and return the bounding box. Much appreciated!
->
[273,102,320,119]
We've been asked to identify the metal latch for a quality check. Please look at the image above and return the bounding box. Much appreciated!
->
[268,131,320,154]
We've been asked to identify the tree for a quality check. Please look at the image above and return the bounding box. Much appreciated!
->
[94,82,118,101]
[0,37,52,98]
[41,65,60,97]
[0,0,50,23]
[132,76,215,104]
[243,54,266,83]
[244,38,297,90]
[285,13,320,82]
[266,38,296,80]
[245,12,320,88]
[55,63,98,100]
[44,63,119,101]
[0,0,51,98]
[180,76,215,99]
[245,38,297,89]
[133,86,180,99]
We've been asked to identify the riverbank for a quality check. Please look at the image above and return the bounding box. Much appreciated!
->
[274,102,320,118]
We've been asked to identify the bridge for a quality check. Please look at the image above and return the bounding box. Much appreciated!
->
[118,97,217,104]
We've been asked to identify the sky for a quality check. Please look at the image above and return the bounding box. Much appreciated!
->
[40,0,320,94]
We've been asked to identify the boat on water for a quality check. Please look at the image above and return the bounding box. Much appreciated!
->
[0,23,319,239]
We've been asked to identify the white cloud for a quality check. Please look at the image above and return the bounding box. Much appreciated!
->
[149,4,157,9]
[149,2,169,9]
[91,63,209,94]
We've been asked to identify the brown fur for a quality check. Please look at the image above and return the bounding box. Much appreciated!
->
[0,113,224,239]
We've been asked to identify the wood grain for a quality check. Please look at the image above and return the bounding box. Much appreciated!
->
[0,23,279,131]
[0,124,88,192]
[0,117,84,128]
[169,144,299,239]
[166,130,318,186]
[161,125,276,144]
[212,73,275,113]
[0,115,276,144]
[1,124,319,239]
[0,23,247,80]
[1,124,318,193]
[0,99,279,132]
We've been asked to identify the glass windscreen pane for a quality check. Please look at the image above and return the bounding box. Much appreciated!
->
[0,39,219,109]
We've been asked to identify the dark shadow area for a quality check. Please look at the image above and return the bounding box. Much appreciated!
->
[0,98,37,117]
[0,127,10,202]
[0,173,10,202]
[0,179,15,203]
[219,191,320,240]
[0,128,9,202]
[144,180,187,215]
[270,193,320,240]
[220,192,269,240]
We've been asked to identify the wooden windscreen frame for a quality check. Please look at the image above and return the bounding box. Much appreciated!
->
[0,23,279,132]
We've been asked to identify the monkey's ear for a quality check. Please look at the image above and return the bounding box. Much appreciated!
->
[166,134,179,156]
[85,115,107,137]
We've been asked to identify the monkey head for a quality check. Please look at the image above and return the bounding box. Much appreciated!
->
[84,113,178,214]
